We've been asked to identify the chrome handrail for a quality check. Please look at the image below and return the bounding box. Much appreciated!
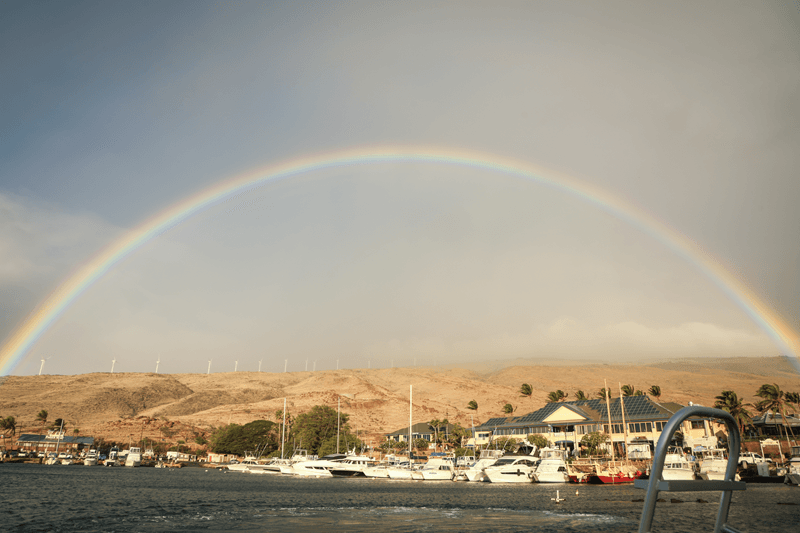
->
[637,406,745,533]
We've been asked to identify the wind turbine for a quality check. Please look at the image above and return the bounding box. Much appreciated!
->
[111,359,116,373]
[258,359,263,372]
[207,360,212,375]
[234,360,238,372]
[38,357,48,376]
[155,357,160,374]
[284,359,287,373]
[313,360,317,372]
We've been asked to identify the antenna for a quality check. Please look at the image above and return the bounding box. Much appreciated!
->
[207,360,212,375]
[111,359,116,373]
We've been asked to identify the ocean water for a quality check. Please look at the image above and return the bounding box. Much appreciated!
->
[0,463,798,532]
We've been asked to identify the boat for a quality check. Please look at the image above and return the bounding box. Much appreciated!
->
[530,448,570,483]
[105,446,120,466]
[83,449,98,466]
[786,445,800,486]
[660,446,696,481]
[455,448,504,482]
[483,455,538,483]
[587,461,642,484]
[125,446,142,467]
[328,454,378,477]
[227,458,272,473]
[416,457,455,481]
[386,461,423,480]
[697,448,733,481]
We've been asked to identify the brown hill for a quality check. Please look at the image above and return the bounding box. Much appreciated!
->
[1,356,798,449]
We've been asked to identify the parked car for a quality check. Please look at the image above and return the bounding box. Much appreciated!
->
[738,452,772,467]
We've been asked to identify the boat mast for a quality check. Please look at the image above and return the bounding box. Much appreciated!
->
[281,398,286,459]
[617,382,630,460]
[409,384,413,467]
[604,379,615,462]
[337,396,341,454]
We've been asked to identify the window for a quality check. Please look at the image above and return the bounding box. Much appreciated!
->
[690,420,705,430]
[655,421,667,431]
[628,422,652,433]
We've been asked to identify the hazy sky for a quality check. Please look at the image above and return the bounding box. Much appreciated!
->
[2,1,798,375]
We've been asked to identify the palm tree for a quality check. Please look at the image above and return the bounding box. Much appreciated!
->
[596,388,612,400]
[547,390,568,403]
[620,384,636,397]
[648,385,661,401]
[575,390,588,401]
[428,418,442,450]
[786,392,800,412]
[467,400,478,412]
[756,383,796,443]
[714,390,752,446]
[36,409,48,426]
[0,415,16,437]
[502,403,514,414]
[520,383,532,407]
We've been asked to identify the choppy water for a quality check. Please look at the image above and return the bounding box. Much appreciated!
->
[1,463,798,532]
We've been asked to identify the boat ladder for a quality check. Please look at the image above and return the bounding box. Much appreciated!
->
[636,405,746,533]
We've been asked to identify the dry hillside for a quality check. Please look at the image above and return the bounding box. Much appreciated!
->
[1,356,798,449]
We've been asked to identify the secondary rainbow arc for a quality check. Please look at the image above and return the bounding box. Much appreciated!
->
[1,146,797,375]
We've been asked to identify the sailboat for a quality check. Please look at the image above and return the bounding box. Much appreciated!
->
[387,385,422,480]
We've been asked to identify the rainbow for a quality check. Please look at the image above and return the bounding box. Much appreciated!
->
[1,146,798,375]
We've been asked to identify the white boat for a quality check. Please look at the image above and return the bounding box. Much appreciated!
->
[697,448,736,481]
[228,458,271,473]
[660,447,696,481]
[483,456,538,483]
[83,449,98,466]
[287,458,337,477]
[105,447,120,466]
[386,461,423,480]
[363,463,393,478]
[417,458,455,481]
[328,455,378,477]
[44,453,59,465]
[456,449,504,482]
[125,447,142,467]
[531,448,570,483]
[785,445,800,486]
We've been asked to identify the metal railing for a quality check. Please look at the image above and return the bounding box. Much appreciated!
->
[636,406,746,533]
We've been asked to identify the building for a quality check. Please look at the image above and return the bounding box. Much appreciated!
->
[385,422,457,444]
[15,430,94,455]
[469,396,718,452]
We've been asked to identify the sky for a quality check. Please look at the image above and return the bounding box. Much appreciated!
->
[1,1,798,376]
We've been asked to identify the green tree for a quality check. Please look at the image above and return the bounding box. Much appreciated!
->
[597,388,612,400]
[36,409,48,426]
[413,438,429,451]
[547,390,568,403]
[493,436,518,452]
[648,385,662,401]
[502,403,515,414]
[208,420,278,456]
[527,434,549,449]
[292,405,349,455]
[580,431,609,455]
[0,416,16,437]
[755,383,796,443]
[467,400,478,412]
[428,419,442,450]
[714,390,752,445]
[620,384,636,397]
[51,418,66,431]
[575,390,588,401]
[520,383,533,406]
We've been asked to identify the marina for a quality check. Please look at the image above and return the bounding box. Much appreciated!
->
[0,462,798,532]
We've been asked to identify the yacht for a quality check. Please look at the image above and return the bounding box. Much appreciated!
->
[697,448,732,481]
[660,447,696,481]
[531,448,570,483]
[416,458,455,481]
[455,449,504,482]
[328,455,378,477]
[125,447,143,467]
[83,449,98,466]
[784,445,800,486]
[483,456,539,483]
[105,447,120,466]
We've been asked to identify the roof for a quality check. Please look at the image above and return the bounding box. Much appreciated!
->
[384,422,457,436]
[475,396,682,432]
[16,434,94,445]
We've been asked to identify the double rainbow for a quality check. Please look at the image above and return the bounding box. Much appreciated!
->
[1,146,797,375]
